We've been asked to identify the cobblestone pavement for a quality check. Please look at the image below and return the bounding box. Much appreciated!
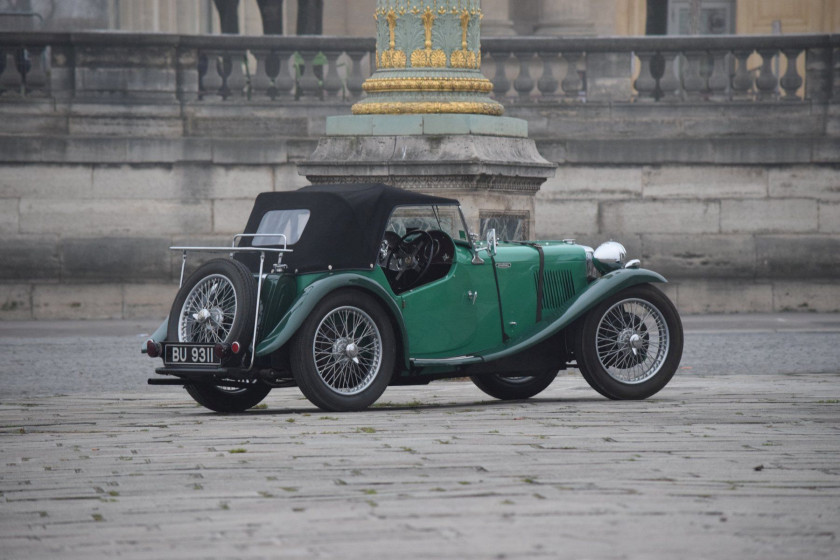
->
[0,315,839,559]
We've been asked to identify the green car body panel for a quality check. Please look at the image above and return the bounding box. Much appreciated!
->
[254,267,410,367]
[412,265,666,367]
[399,244,502,359]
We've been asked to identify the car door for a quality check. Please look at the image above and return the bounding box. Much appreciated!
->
[400,243,502,358]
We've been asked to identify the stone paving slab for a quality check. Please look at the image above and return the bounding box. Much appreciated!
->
[1,373,839,559]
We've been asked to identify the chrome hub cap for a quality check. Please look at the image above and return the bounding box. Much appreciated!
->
[313,306,382,395]
[595,298,669,384]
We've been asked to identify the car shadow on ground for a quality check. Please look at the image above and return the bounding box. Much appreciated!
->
[176,395,633,417]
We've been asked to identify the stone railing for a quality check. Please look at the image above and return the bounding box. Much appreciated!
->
[0,32,377,102]
[0,31,836,104]
[484,34,838,103]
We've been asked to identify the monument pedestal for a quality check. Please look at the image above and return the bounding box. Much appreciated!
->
[298,114,556,239]
[298,1,556,240]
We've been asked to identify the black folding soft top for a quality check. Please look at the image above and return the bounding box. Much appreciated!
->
[237,183,459,273]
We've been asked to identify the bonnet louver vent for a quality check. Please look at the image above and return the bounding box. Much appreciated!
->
[536,269,575,310]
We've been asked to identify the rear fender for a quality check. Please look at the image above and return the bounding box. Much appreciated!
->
[255,274,409,368]
[478,268,667,363]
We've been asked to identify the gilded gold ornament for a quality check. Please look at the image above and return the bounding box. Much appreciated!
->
[378,49,407,69]
[351,101,504,116]
[410,48,447,68]
[450,50,478,69]
[362,77,493,93]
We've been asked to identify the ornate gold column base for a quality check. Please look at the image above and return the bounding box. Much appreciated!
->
[352,101,503,116]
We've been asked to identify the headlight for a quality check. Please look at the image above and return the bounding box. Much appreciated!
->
[593,241,627,273]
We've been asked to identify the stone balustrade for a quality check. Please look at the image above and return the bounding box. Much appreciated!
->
[485,34,837,103]
[0,32,376,102]
[0,32,836,104]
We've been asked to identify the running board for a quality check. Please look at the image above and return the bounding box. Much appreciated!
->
[411,355,484,367]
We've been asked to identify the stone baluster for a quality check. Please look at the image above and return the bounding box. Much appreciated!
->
[489,51,511,98]
[274,50,295,98]
[537,51,559,98]
[224,52,247,98]
[297,50,321,99]
[633,51,657,101]
[707,50,730,101]
[658,51,681,101]
[779,48,803,101]
[731,49,754,99]
[512,51,534,101]
[345,50,367,98]
[22,46,47,95]
[560,51,583,99]
[755,48,779,100]
[0,48,23,96]
[322,51,343,98]
[201,51,224,99]
[682,50,707,100]
[251,49,273,99]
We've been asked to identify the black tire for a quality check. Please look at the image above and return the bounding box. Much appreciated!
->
[290,290,395,412]
[168,258,270,413]
[575,284,683,400]
[185,381,271,413]
[470,370,558,400]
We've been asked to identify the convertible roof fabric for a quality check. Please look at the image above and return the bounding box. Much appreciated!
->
[237,183,459,273]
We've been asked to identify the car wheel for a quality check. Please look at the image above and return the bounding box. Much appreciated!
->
[469,370,558,400]
[168,258,270,412]
[290,290,395,412]
[575,284,683,400]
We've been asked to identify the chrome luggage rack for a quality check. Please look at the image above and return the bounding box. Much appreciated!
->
[169,233,292,371]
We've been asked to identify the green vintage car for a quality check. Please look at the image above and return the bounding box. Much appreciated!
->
[145,183,683,412]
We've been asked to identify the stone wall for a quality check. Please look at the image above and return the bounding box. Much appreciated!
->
[1,32,838,318]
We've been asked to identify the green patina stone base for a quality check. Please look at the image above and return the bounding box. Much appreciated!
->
[326,114,528,138]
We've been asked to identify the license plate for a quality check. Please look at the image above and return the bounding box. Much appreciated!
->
[164,344,220,367]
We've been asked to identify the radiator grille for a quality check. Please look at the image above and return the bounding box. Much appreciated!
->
[536,269,576,310]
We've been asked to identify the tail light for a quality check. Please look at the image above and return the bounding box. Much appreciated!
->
[146,340,162,358]
[214,342,242,360]
[213,343,230,359]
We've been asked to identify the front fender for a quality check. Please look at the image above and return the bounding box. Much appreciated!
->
[478,268,667,363]
[255,273,409,367]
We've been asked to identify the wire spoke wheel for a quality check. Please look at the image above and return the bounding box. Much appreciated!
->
[575,284,683,400]
[178,274,238,345]
[291,290,395,412]
[595,298,668,384]
[313,306,383,395]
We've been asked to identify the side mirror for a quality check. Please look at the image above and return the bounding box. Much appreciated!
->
[486,228,497,257]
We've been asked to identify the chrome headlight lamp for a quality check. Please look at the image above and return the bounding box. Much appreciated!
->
[592,241,627,273]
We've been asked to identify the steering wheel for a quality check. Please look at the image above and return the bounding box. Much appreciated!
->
[385,230,435,290]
